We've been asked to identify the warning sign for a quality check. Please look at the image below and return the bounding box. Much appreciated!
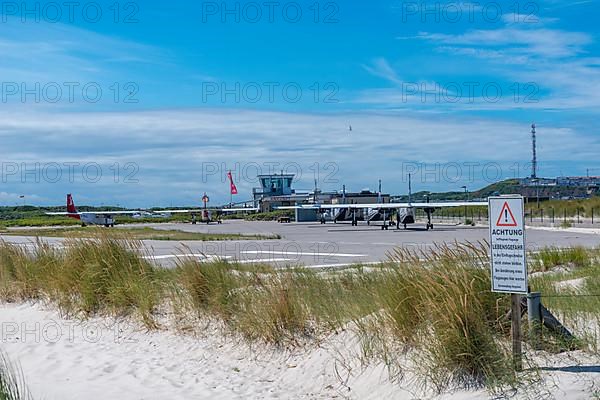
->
[489,196,527,294]
[495,202,518,227]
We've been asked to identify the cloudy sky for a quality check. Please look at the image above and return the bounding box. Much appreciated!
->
[1,0,598,206]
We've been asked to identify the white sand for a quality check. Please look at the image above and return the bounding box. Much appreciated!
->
[1,302,599,399]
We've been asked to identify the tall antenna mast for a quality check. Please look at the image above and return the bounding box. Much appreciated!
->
[531,123,537,179]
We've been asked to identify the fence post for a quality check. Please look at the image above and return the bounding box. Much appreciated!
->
[592,208,594,224]
[552,208,555,224]
[512,294,523,371]
[577,208,580,224]
[564,208,567,223]
[541,209,544,223]
[527,292,542,350]
[530,209,534,223]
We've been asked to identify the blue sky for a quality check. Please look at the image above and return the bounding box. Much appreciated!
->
[0,0,598,206]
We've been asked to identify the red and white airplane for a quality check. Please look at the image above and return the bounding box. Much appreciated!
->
[46,194,144,227]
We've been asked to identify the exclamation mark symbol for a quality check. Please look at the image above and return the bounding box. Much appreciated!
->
[504,209,508,223]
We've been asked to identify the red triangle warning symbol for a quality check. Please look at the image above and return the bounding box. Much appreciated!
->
[495,202,518,227]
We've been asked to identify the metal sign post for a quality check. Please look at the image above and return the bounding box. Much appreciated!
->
[489,195,527,371]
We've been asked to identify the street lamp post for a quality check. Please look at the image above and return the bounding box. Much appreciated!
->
[461,186,469,224]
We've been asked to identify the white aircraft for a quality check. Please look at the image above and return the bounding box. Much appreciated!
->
[277,180,487,230]
[279,200,486,230]
[46,194,145,227]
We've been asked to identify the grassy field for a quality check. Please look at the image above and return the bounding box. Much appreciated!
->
[0,227,280,241]
[0,205,290,228]
[2,233,599,394]
[524,197,600,217]
[528,247,600,351]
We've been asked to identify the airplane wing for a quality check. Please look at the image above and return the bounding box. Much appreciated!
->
[154,209,198,214]
[409,201,488,208]
[157,208,259,214]
[277,202,488,210]
[46,210,145,216]
[276,205,320,210]
[332,202,488,209]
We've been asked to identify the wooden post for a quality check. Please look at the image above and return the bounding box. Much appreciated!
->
[511,294,523,371]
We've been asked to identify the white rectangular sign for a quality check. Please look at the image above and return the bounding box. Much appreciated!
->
[489,196,528,294]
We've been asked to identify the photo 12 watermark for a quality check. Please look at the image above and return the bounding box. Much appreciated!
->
[400,81,539,104]
[1,82,140,104]
[1,1,140,23]
[201,1,339,23]
[201,162,339,185]
[201,81,339,104]
[400,1,540,24]
[1,162,140,184]
[1,320,138,345]
[401,162,542,185]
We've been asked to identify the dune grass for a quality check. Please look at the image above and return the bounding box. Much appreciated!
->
[0,352,31,400]
[530,246,594,272]
[528,246,600,352]
[2,234,599,393]
[0,236,163,327]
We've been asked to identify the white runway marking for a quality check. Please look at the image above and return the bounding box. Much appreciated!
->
[240,250,368,258]
[142,254,296,264]
[306,261,383,269]
[142,254,231,261]
[236,258,297,264]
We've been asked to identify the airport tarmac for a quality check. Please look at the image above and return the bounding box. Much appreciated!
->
[2,221,600,268]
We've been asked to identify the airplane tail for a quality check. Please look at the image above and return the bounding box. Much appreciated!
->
[66,194,77,214]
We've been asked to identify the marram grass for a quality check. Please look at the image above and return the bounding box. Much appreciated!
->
[2,234,599,393]
[0,352,32,400]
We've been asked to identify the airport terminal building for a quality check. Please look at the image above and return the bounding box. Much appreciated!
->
[253,173,390,221]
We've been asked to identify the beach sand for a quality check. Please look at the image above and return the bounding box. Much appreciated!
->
[1,302,599,399]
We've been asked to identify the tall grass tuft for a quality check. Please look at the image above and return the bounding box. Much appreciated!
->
[233,272,312,343]
[532,246,592,272]
[0,352,32,400]
[382,243,513,390]
[174,258,250,320]
[50,234,161,326]
[0,233,161,327]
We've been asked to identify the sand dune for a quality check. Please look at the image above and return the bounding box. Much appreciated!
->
[1,302,599,399]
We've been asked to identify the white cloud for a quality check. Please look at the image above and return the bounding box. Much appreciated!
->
[0,108,597,206]
[415,28,591,59]
[366,19,599,112]
[362,58,402,85]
